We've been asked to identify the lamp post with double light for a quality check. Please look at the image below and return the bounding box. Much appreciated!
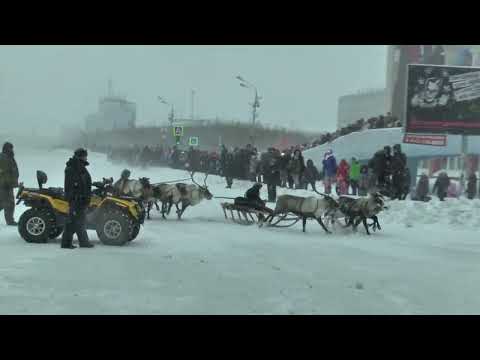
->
[157,96,175,126]
[236,76,261,145]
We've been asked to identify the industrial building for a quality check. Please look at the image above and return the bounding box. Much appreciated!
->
[85,81,136,132]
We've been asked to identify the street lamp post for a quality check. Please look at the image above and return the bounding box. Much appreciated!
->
[236,76,261,146]
[157,96,175,126]
[191,89,195,121]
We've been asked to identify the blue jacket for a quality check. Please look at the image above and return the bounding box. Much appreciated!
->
[322,156,337,177]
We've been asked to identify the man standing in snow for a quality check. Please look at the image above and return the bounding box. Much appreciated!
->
[303,159,320,192]
[467,172,477,199]
[369,146,392,191]
[223,151,235,189]
[391,144,407,200]
[263,148,281,202]
[432,172,450,201]
[61,148,94,249]
[0,142,19,226]
[287,149,305,189]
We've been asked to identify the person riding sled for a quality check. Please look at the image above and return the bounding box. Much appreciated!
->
[234,183,273,215]
[113,169,131,195]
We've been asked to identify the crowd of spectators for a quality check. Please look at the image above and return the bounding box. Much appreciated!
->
[309,112,402,149]
[86,109,480,202]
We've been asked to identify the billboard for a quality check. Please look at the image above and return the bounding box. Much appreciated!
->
[388,46,446,124]
[405,64,480,135]
[403,133,447,146]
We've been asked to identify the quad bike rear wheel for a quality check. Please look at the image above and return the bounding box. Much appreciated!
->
[96,208,134,246]
[18,208,57,243]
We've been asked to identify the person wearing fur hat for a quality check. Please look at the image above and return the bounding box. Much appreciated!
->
[61,148,94,249]
[0,142,19,225]
[113,169,131,195]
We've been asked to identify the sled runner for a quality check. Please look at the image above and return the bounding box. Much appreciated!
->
[220,202,269,225]
[220,202,302,228]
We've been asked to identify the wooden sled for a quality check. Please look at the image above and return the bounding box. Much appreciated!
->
[220,202,303,228]
[220,202,270,225]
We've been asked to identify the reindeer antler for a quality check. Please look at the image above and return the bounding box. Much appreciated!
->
[203,172,209,188]
[189,171,202,187]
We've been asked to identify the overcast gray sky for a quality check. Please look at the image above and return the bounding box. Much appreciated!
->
[0,45,387,135]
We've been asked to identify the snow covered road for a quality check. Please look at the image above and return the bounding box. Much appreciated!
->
[1,148,480,314]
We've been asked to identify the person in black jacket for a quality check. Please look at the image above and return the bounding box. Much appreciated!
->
[245,183,266,209]
[391,144,407,200]
[263,149,281,202]
[224,152,235,189]
[369,146,392,191]
[220,145,228,176]
[467,172,477,200]
[303,159,320,191]
[234,183,273,215]
[432,172,450,201]
[61,148,94,249]
[0,142,19,225]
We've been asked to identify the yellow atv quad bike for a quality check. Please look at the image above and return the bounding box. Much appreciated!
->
[16,171,145,246]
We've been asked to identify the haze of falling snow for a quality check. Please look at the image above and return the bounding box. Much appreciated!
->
[0,45,387,138]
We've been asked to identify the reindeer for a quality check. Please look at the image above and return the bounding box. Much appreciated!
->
[337,192,388,235]
[262,194,339,233]
[148,183,183,219]
[113,177,154,219]
[167,172,213,220]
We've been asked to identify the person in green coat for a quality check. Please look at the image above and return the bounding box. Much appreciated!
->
[348,157,361,195]
[0,142,20,225]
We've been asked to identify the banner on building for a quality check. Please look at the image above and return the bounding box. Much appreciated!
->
[403,133,447,146]
[406,64,480,135]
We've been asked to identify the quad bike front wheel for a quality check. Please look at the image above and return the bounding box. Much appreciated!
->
[129,224,141,241]
[18,208,57,243]
[96,208,134,246]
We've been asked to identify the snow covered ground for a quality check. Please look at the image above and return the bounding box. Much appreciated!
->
[1,148,480,314]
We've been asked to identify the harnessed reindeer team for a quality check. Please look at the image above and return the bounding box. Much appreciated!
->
[113,171,388,236]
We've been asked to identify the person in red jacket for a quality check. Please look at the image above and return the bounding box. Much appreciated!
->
[336,159,350,195]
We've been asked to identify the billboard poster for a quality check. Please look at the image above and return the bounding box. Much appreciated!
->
[405,64,480,135]
[390,46,445,126]
[403,133,447,146]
